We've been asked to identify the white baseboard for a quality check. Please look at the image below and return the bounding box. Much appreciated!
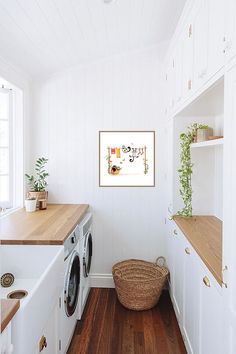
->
[90,273,115,288]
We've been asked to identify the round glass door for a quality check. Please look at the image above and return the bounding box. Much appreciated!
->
[65,252,80,317]
[83,233,93,277]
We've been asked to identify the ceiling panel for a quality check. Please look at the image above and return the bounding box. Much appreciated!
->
[0,0,186,78]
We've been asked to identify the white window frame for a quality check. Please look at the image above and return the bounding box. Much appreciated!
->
[0,87,13,209]
[0,82,24,213]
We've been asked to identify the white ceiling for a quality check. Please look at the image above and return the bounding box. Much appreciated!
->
[0,0,186,78]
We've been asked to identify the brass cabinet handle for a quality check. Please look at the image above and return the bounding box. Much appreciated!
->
[188,24,192,37]
[188,79,192,90]
[173,229,178,236]
[185,247,191,255]
[203,276,211,287]
[39,335,47,352]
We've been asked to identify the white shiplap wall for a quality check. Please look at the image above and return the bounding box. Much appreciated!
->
[30,47,167,286]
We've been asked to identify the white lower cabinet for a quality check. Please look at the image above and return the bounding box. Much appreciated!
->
[34,303,59,354]
[183,244,200,354]
[0,323,13,354]
[198,268,223,354]
[172,227,185,324]
[168,221,224,354]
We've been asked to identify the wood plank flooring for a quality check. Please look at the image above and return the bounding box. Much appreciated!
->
[68,288,186,354]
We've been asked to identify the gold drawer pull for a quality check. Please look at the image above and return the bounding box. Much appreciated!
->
[173,229,178,236]
[203,276,211,287]
[188,79,192,90]
[39,335,47,352]
[185,247,191,255]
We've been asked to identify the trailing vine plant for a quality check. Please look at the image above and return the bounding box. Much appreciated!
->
[176,123,208,217]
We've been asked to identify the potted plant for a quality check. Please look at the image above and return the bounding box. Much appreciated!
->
[25,157,49,207]
[196,125,213,142]
[25,197,37,212]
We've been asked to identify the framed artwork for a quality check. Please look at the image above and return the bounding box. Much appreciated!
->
[99,131,155,187]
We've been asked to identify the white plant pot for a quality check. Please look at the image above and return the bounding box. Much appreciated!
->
[25,199,37,212]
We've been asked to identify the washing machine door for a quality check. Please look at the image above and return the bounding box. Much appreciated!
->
[65,251,80,317]
[83,232,93,277]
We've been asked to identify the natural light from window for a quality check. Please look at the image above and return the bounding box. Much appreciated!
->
[0,87,12,208]
[0,77,24,212]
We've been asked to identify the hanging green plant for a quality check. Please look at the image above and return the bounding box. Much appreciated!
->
[176,123,208,217]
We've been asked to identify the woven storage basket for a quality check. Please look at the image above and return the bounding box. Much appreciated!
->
[112,258,169,311]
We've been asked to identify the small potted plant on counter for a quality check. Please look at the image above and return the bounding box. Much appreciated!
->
[25,197,37,212]
[25,157,49,208]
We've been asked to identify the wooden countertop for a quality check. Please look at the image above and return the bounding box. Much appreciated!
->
[1,299,20,333]
[0,204,89,245]
[174,215,222,286]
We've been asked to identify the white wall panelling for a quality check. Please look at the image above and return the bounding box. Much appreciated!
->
[31,47,167,283]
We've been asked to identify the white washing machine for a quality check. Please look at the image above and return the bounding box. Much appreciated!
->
[76,212,93,320]
[60,228,80,354]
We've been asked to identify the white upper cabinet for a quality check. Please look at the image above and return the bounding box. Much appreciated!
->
[166,57,175,112]
[165,0,231,115]
[174,42,183,105]
[207,0,226,78]
[193,0,209,89]
[225,0,236,61]
[182,20,194,98]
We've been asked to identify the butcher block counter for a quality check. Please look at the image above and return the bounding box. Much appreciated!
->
[0,204,89,245]
[1,299,20,333]
[174,215,222,285]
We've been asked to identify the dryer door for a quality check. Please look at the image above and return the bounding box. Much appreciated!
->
[65,251,80,317]
[83,232,93,277]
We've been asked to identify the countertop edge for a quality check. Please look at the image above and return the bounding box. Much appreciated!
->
[1,299,20,333]
[0,204,89,245]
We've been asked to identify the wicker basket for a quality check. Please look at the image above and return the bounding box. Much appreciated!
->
[112,258,169,311]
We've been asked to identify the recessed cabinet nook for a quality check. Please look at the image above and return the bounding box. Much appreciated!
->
[165,0,236,353]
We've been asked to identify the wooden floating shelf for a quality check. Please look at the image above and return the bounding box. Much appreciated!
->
[190,138,224,148]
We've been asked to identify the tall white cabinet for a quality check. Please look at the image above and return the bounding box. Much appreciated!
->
[165,0,236,353]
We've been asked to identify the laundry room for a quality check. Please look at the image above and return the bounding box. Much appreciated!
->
[0,0,235,353]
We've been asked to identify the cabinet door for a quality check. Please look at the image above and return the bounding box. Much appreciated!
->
[208,0,226,78]
[225,0,236,61]
[0,323,13,354]
[182,21,194,98]
[166,58,175,113]
[193,0,208,89]
[172,227,185,324]
[183,245,200,354]
[166,219,175,297]
[35,304,59,354]
[223,60,236,353]
[174,43,183,106]
[199,270,223,354]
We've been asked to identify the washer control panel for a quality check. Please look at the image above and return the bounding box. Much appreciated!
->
[64,227,79,260]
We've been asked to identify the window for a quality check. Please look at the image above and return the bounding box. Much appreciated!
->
[0,87,12,208]
[0,79,24,212]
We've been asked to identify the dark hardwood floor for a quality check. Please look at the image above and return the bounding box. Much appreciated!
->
[68,288,187,354]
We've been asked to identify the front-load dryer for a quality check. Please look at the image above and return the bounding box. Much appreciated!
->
[60,228,80,353]
[75,213,93,320]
